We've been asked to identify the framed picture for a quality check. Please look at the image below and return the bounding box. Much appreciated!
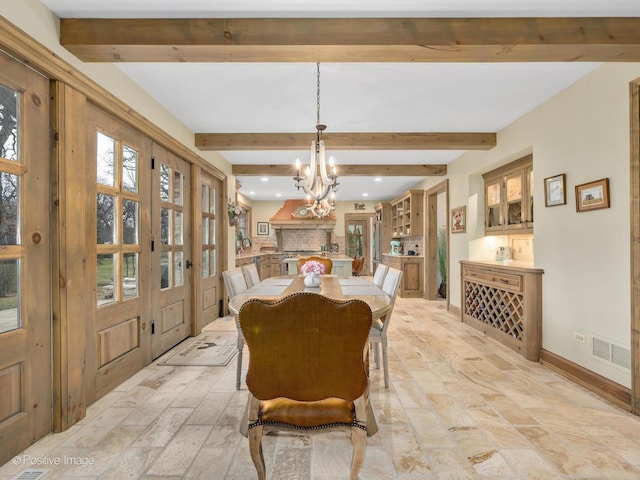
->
[544,173,566,207]
[257,222,269,235]
[575,178,610,212]
[451,206,466,234]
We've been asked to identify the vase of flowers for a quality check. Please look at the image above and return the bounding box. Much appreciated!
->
[300,260,325,287]
[228,201,243,227]
[303,271,322,288]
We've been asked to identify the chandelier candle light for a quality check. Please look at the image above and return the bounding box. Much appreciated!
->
[293,63,339,218]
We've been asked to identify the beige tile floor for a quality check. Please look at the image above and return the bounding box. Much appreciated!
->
[2,297,640,479]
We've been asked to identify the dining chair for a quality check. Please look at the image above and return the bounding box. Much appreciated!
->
[239,292,376,480]
[296,255,333,274]
[372,263,388,288]
[351,255,365,276]
[222,268,249,390]
[241,263,261,287]
[370,267,403,388]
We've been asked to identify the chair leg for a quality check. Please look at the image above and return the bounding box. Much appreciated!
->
[236,335,244,390]
[350,427,367,479]
[372,342,380,369]
[248,425,266,480]
[381,337,389,388]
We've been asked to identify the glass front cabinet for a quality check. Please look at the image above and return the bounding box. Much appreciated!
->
[482,154,533,235]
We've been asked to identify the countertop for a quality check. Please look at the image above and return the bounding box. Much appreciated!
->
[382,253,424,258]
[283,255,353,261]
[460,259,543,273]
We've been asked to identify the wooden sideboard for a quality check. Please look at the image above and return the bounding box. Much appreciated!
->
[460,260,543,361]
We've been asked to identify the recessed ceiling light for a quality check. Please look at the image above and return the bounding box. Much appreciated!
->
[249,191,255,195]
[275,193,282,197]
[362,193,369,197]
[374,177,382,182]
[261,177,269,182]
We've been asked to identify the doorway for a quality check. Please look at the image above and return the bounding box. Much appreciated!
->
[424,181,449,304]
[345,213,374,276]
[0,52,52,464]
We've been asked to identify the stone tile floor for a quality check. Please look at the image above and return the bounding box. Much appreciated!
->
[2,297,640,479]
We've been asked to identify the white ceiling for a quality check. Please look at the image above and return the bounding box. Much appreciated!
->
[39,0,640,201]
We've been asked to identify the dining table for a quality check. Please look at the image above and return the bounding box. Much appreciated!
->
[228,274,392,320]
[232,274,388,438]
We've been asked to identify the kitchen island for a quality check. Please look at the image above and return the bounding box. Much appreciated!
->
[284,255,354,276]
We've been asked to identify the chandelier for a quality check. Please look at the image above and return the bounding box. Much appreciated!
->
[293,62,339,218]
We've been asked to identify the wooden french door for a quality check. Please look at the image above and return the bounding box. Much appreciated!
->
[151,143,192,358]
[88,103,152,399]
[196,170,223,329]
[0,52,51,464]
[345,214,373,276]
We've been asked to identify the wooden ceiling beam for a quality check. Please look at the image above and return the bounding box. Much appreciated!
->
[232,164,446,176]
[60,17,640,62]
[195,132,496,150]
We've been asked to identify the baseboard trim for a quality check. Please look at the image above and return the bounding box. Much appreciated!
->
[540,349,632,411]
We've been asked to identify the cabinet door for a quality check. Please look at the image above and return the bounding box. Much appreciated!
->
[525,166,534,227]
[504,170,526,229]
[485,178,503,232]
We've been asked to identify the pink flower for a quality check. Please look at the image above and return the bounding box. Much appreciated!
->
[300,260,326,275]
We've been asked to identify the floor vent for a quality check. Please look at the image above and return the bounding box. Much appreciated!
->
[592,336,631,370]
[12,470,49,480]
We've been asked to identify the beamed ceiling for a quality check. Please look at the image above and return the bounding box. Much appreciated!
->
[39,0,640,200]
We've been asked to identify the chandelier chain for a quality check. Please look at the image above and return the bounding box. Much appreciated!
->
[316,62,321,126]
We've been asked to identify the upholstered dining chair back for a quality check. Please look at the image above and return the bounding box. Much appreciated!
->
[381,267,403,303]
[296,255,333,275]
[351,255,365,276]
[239,292,374,479]
[222,268,248,299]
[372,263,389,287]
[241,263,261,288]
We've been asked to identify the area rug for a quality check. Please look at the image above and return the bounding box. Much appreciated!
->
[158,331,237,366]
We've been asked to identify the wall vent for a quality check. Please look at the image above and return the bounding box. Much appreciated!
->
[12,470,49,480]
[592,336,631,370]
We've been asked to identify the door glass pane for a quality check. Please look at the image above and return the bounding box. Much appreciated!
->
[0,84,18,162]
[209,219,215,245]
[209,249,216,276]
[122,199,138,244]
[122,145,138,193]
[201,185,208,212]
[97,254,115,306]
[487,183,500,205]
[202,249,209,277]
[97,132,115,187]
[174,170,183,206]
[160,164,170,202]
[174,251,184,287]
[161,251,171,289]
[97,193,115,244]
[122,253,138,299]
[160,208,170,245]
[0,259,19,334]
[488,206,501,227]
[0,173,18,245]
[202,217,208,244]
[174,210,183,245]
[209,188,216,213]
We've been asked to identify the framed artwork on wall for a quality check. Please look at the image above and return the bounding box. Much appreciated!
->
[544,173,566,207]
[257,222,269,235]
[451,206,466,233]
[575,178,610,212]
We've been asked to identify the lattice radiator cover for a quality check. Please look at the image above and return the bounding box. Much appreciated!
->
[464,281,525,341]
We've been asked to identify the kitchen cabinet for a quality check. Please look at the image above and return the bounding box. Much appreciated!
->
[382,254,424,298]
[391,189,424,238]
[460,260,543,361]
[268,254,284,277]
[483,154,533,235]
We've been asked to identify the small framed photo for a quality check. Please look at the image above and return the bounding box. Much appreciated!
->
[256,222,269,235]
[544,173,566,207]
[451,206,466,234]
[575,178,610,212]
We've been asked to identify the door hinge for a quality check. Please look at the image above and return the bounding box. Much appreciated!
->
[151,239,155,252]
[151,157,155,169]
[151,322,155,334]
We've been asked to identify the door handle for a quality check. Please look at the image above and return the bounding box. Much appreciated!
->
[186,260,193,269]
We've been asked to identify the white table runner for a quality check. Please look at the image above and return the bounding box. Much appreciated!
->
[339,278,374,286]
[259,278,294,286]
[340,285,386,296]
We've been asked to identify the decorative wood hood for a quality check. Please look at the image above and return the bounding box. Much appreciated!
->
[269,199,336,230]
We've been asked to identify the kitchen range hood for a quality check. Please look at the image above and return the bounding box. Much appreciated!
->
[269,199,336,230]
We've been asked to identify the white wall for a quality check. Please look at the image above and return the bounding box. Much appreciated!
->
[417,63,640,387]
